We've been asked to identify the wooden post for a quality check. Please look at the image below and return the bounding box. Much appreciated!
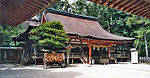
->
[34,45,37,65]
[99,47,102,59]
[21,49,25,64]
[34,53,37,65]
[80,40,84,57]
[35,59,37,65]
[108,46,111,57]
[43,53,47,69]
[72,53,74,64]
[89,41,92,64]
[67,39,71,66]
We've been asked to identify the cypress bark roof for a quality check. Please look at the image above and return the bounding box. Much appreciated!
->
[45,9,135,41]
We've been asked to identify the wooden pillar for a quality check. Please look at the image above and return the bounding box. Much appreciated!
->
[72,53,74,64]
[99,47,102,59]
[35,59,37,65]
[34,53,37,65]
[67,39,71,66]
[21,49,25,64]
[89,41,92,64]
[80,40,84,57]
[108,46,111,57]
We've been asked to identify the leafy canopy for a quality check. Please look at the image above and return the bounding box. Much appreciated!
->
[0,24,25,46]
[29,21,68,50]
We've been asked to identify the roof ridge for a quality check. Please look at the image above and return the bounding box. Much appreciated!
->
[46,8,98,21]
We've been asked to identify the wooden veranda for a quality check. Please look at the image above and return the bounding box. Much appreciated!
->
[67,36,130,64]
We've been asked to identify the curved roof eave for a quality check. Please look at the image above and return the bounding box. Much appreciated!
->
[45,9,135,42]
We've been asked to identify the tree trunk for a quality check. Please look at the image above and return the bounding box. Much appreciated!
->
[144,32,149,57]
[109,15,112,33]
[135,38,140,49]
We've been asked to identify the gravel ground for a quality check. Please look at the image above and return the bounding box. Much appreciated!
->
[0,63,150,78]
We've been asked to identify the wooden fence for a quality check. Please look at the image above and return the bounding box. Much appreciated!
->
[139,57,150,63]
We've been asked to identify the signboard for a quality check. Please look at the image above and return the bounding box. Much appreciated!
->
[131,51,138,64]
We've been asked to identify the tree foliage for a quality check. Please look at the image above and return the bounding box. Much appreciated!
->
[29,21,68,50]
[126,17,150,56]
[0,25,25,46]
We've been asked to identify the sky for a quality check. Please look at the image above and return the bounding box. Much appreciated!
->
[62,0,77,4]
[32,0,78,20]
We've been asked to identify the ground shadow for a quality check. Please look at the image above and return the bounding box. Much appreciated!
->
[0,64,82,78]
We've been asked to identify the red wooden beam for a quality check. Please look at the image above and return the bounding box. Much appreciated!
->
[117,0,134,11]
[122,0,138,12]
[112,0,127,9]
[140,10,150,17]
[32,0,48,7]
[107,0,119,7]
[143,12,150,18]
[126,0,145,13]
[125,0,143,12]
[95,0,102,4]
[108,46,111,57]
[101,0,110,6]
[88,40,92,64]
[131,1,148,14]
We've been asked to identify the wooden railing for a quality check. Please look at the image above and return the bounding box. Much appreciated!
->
[31,53,44,59]
[31,53,83,59]
[31,53,129,59]
[99,54,129,59]
[69,53,82,59]
[110,54,130,58]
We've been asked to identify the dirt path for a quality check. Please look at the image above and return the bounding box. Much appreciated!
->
[0,64,150,78]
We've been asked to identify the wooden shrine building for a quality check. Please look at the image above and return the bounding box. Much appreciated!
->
[42,8,135,64]
[13,8,135,64]
[1,0,150,64]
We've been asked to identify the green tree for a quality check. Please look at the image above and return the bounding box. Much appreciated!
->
[127,17,150,57]
[51,0,71,12]
[29,21,68,51]
[0,24,25,46]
